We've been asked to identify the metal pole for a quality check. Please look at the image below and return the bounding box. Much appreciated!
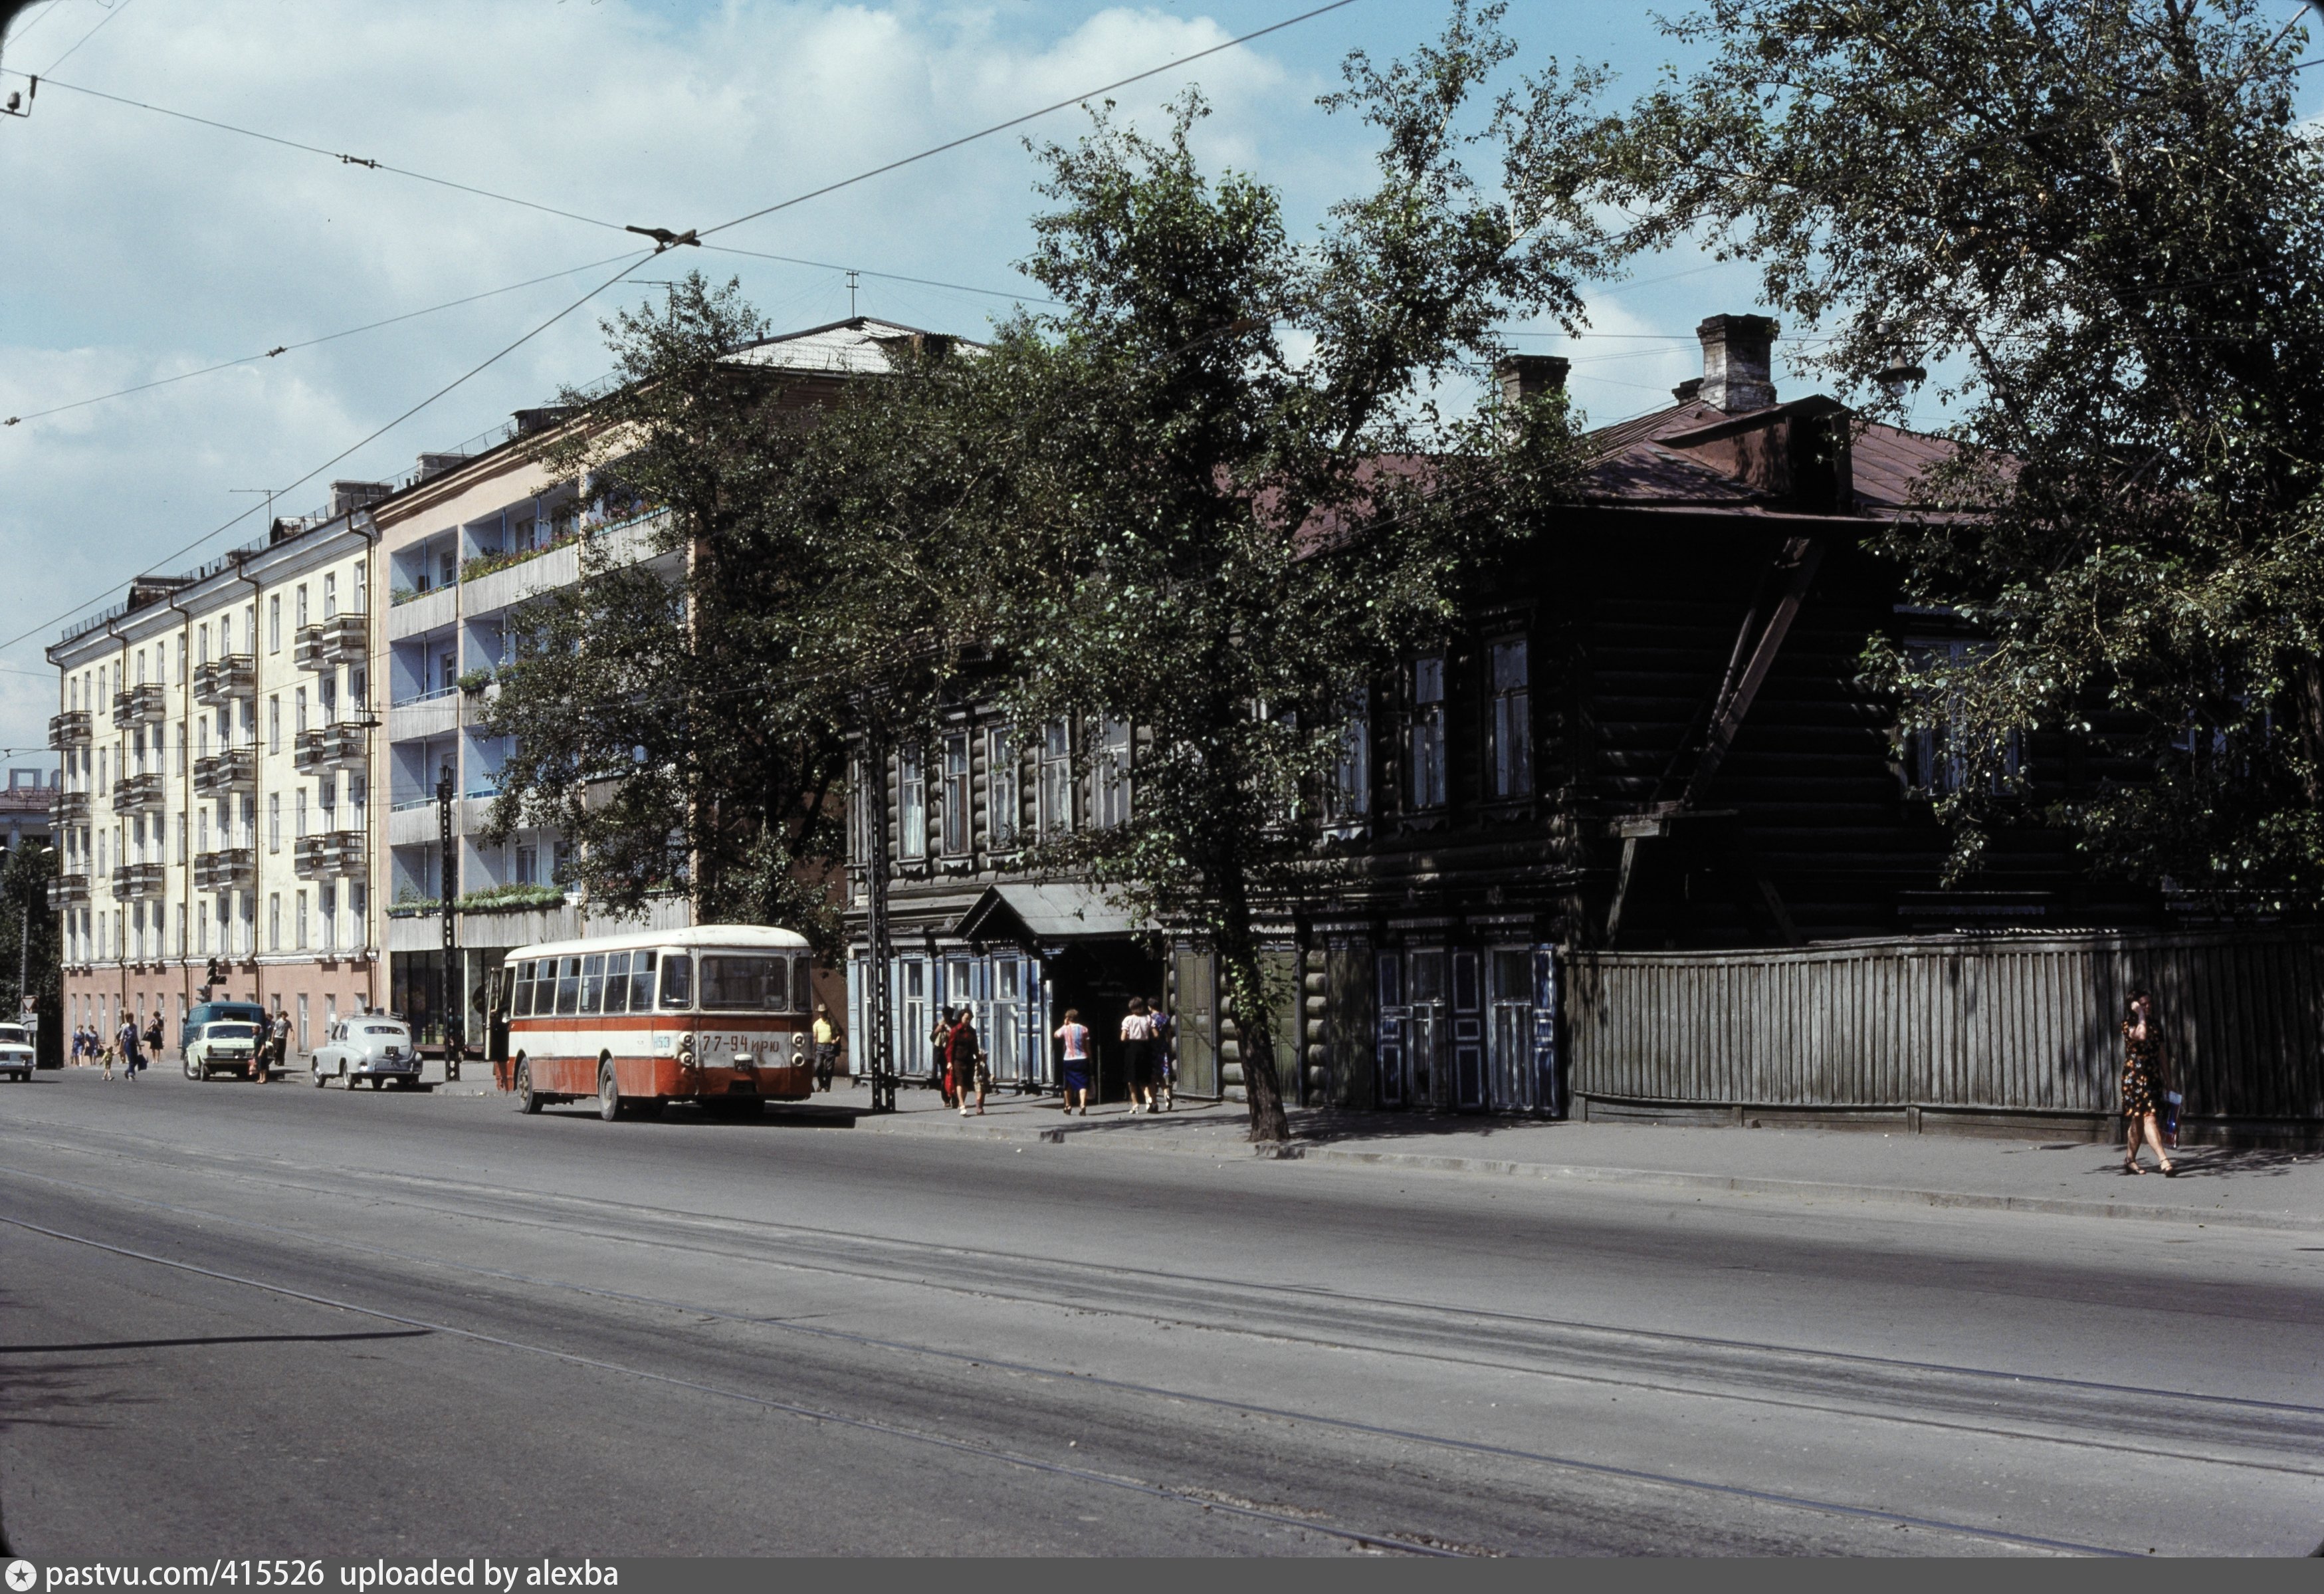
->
[865,725,895,1115]
[437,760,461,1082]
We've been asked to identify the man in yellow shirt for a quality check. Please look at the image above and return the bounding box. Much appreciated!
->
[811,1004,841,1093]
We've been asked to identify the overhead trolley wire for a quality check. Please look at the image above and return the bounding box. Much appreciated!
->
[690,0,1359,244]
[1,251,656,661]
[3,249,649,429]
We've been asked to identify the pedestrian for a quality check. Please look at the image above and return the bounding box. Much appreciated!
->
[116,1016,142,1083]
[144,1014,164,1064]
[1150,1000,1176,1111]
[2120,986,2178,1177]
[98,1037,114,1081]
[1055,1008,1091,1115]
[68,1025,82,1066]
[949,1006,986,1118]
[1120,997,1156,1113]
[933,1007,958,1106]
[812,1003,843,1092]
[263,1006,289,1083]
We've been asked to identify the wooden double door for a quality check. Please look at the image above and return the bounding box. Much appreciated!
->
[1378,945,1560,1113]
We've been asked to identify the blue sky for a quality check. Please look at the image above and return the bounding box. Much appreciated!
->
[4,0,2316,761]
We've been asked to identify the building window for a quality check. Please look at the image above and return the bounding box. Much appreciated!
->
[323,573,337,619]
[296,891,309,951]
[941,733,970,857]
[1097,718,1132,828]
[1410,656,1447,809]
[552,840,572,885]
[320,884,336,953]
[296,788,308,839]
[898,746,928,861]
[1038,720,1073,838]
[848,757,870,865]
[514,842,538,885]
[353,560,367,613]
[1485,636,1532,799]
[1905,640,2022,796]
[268,793,280,854]
[268,893,281,952]
[439,651,457,695]
[295,686,308,734]
[268,595,280,653]
[296,584,309,629]
[987,730,1017,849]
[351,883,367,945]
[268,695,280,754]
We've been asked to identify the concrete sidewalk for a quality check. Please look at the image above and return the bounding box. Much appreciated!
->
[852,1084,2324,1234]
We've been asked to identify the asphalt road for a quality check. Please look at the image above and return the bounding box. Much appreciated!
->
[2,1068,2319,1557]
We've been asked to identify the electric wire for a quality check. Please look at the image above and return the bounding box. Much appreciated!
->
[0,252,655,661]
[3,250,648,429]
[40,0,129,74]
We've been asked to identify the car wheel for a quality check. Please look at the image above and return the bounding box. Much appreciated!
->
[515,1059,544,1115]
[311,1065,326,1087]
[184,1055,199,1080]
[598,1061,621,1122]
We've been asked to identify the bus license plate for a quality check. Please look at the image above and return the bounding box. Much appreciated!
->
[727,1080,755,1095]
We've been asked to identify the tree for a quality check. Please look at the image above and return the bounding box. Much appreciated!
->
[482,277,853,945]
[1579,0,2324,904]
[956,4,1599,1139]
[0,842,59,1063]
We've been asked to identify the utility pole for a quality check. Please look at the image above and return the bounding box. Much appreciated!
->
[437,759,461,1082]
[863,723,895,1114]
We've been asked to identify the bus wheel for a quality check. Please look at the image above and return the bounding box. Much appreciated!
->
[598,1061,622,1122]
[516,1060,544,1115]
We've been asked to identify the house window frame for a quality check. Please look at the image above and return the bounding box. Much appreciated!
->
[1485,634,1534,800]
[1408,655,1449,810]
[941,731,971,857]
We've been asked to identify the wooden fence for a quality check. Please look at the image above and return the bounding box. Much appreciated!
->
[1564,929,2324,1123]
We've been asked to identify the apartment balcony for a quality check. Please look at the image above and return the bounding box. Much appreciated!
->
[191,747,256,797]
[193,848,255,892]
[110,861,165,899]
[47,873,89,910]
[110,772,165,814]
[192,653,257,704]
[111,683,166,728]
[294,614,369,672]
[293,829,367,880]
[47,710,90,750]
[292,720,368,775]
[48,789,88,826]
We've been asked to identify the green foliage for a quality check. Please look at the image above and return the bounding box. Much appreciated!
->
[0,842,58,1059]
[1581,0,2324,907]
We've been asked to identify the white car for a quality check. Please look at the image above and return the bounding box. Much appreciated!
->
[185,1020,266,1081]
[310,1016,421,1090]
[0,1022,32,1082]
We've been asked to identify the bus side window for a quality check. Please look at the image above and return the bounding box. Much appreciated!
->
[580,955,605,1015]
[629,951,657,1012]
[556,957,582,1016]
[659,953,692,1010]
[604,952,631,1014]
[512,961,534,1019]
[794,956,813,1013]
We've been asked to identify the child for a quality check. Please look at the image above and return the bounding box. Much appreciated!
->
[100,1042,115,1082]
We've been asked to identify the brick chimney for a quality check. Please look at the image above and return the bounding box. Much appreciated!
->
[1696,314,1778,412]
[1493,354,1569,409]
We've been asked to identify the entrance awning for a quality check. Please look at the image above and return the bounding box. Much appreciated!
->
[951,883,1137,949]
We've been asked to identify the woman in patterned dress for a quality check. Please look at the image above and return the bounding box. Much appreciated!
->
[2121,988,2176,1176]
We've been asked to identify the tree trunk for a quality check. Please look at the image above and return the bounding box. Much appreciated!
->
[1214,883,1290,1143]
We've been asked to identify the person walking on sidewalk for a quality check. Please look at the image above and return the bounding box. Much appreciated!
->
[2120,987,2178,1176]
[98,1033,114,1081]
[948,1006,986,1117]
[811,1004,842,1092]
[116,1018,142,1083]
[1055,1009,1091,1115]
[144,1014,164,1065]
[1150,1000,1176,1111]
[1120,998,1156,1114]
[933,1007,959,1107]
[263,1006,290,1083]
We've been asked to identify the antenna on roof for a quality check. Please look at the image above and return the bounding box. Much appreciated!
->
[847,270,859,320]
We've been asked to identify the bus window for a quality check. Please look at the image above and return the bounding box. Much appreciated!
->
[701,955,784,1010]
[659,953,692,1010]
[793,956,813,1012]
[556,956,582,1016]
[629,950,657,1012]
[604,952,631,1014]
[580,955,605,1014]
[512,961,534,1019]
[497,966,515,1017]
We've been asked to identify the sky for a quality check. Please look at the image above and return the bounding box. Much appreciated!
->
[6,0,2317,766]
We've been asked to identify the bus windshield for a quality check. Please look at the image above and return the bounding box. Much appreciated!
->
[698,954,785,1010]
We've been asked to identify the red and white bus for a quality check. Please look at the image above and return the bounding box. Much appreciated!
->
[488,925,818,1120]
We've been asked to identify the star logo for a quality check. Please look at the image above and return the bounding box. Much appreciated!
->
[5,1560,38,1593]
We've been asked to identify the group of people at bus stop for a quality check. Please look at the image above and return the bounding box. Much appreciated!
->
[914,996,1176,1117]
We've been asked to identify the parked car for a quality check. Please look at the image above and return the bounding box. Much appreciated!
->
[184,1006,268,1081]
[310,1016,421,1090]
[0,1023,33,1082]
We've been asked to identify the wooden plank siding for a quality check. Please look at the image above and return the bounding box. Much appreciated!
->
[1566,929,2324,1121]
